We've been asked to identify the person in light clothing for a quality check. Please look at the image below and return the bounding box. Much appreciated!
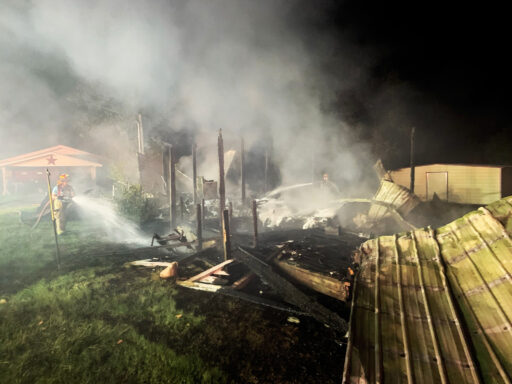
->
[52,174,75,235]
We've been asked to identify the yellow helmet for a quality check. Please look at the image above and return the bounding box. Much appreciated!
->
[59,173,69,180]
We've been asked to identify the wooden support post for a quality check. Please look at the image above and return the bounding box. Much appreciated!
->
[264,149,269,193]
[163,146,170,197]
[252,199,258,248]
[241,137,246,204]
[170,145,177,230]
[196,203,203,250]
[180,196,185,223]
[228,201,233,223]
[218,129,226,223]
[222,209,231,261]
[410,126,415,194]
[192,143,197,205]
[137,113,145,155]
[201,198,205,230]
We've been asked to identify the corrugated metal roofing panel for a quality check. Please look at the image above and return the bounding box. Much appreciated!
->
[345,196,512,383]
[368,179,420,222]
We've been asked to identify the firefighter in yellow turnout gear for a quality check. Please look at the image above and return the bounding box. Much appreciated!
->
[52,174,75,235]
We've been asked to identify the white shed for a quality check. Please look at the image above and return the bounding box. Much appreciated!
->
[390,164,512,205]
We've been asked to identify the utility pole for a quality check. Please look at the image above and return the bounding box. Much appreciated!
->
[410,127,416,194]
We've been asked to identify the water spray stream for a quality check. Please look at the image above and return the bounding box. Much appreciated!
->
[73,195,149,247]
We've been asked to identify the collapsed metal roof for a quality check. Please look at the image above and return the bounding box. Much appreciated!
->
[343,196,512,383]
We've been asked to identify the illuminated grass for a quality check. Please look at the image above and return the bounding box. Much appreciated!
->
[0,204,343,383]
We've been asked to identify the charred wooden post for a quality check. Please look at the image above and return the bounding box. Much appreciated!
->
[410,126,416,194]
[222,209,232,260]
[137,113,145,155]
[228,201,233,224]
[201,198,205,230]
[192,143,197,205]
[163,146,170,198]
[180,195,185,223]
[196,203,203,250]
[241,137,246,204]
[218,129,226,224]
[170,145,177,229]
[252,199,258,248]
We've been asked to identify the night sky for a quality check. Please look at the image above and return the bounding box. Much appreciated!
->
[304,1,512,168]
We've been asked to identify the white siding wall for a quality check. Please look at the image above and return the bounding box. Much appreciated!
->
[390,164,501,204]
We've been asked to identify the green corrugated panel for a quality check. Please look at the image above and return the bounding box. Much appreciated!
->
[345,196,512,382]
[436,201,512,383]
[344,230,479,383]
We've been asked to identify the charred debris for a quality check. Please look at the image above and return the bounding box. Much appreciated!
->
[121,126,512,382]
[127,127,467,337]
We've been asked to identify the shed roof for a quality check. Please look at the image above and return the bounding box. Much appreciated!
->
[344,196,512,383]
[393,163,512,172]
[0,145,101,168]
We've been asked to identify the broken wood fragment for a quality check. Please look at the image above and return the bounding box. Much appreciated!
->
[252,200,259,248]
[185,259,235,283]
[160,262,178,279]
[232,272,256,290]
[272,258,348,301]
[222,208,232,261]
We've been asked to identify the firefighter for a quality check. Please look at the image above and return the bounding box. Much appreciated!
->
[52,173,75,235]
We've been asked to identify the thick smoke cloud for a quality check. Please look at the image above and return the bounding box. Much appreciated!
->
[0,0,379,195]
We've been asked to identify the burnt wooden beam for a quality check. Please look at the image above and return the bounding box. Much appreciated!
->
[236,246,348,333]
[170,145,177,229]
[192,143,197,205]
[218,129,226,223]
[201,198,206,231]
[196,203,202,251]
[222,209,232,261]
[163,146,170,198]
[272,259,348,302]
[180,195,185,223]
[185,259,235,283]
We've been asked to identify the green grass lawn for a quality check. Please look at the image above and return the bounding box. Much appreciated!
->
[0,201,343,384]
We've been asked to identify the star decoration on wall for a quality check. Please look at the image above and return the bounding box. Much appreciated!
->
[46,155,57,165]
